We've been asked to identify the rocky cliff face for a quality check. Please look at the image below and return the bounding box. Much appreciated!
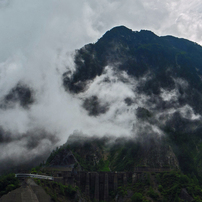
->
[136,141,179,169]
[2,25,202,176]
[47,135,179,172]
[46,148,81,171]
[61,26,202,175]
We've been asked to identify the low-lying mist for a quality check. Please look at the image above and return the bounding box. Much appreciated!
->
[0,56,201,173]
[1,0,202,173]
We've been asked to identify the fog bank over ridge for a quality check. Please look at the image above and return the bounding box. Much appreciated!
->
[1,0,202,172]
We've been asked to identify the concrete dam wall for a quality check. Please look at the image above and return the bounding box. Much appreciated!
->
[55,168,171,201]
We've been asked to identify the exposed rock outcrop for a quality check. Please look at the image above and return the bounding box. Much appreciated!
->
[47,148,81,170]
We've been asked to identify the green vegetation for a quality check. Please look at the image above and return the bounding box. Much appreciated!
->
[30,164,45,175]
[0,173,20,197]
[4,26,202,202]
[61,25,202,179]
[131,193,146,202]
[97,159,110,172]
[165,126,202,177]
[35,179,77,202]
[46,146,65,165]
[44,134,202,200]
[109,140,140,171]
[156,171,202,201]
[65,26,202,96]
[63,137,111,171]
[147,186,159,200]
[72,151,110,172]
[46,137,140,172]
[112,170,202,202]
[117,186,128,197]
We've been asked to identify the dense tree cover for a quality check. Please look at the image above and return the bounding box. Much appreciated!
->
[114,171,202,202]
[46,146,64,165]
[165,125,202,177]
[46,137,139,172]
[0,173,20,197]
[61,25,202,177]
[64,26,202,95]
[46,138,110,171]
[38,26,202,201]
[109,140,140,171]
[46,136,175,172]
[156,171,202,201]
[45,126,202,177]
[32,131,202,201]
[69,138,110,171]
[35,179,77,202]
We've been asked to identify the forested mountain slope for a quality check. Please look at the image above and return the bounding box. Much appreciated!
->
[61,26,202,176]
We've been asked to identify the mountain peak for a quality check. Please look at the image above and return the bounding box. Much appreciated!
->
[62,26,202,177]
[102,26,156,38]
[98,26,157,43]
[96,25,133,44]
[107,25,133,34]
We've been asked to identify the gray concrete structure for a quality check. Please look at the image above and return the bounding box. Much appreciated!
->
[59,167,172,201]
[0,179,51,202]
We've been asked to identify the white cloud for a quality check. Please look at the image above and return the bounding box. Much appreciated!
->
[160,88,178,102]
[0,0,202,170]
